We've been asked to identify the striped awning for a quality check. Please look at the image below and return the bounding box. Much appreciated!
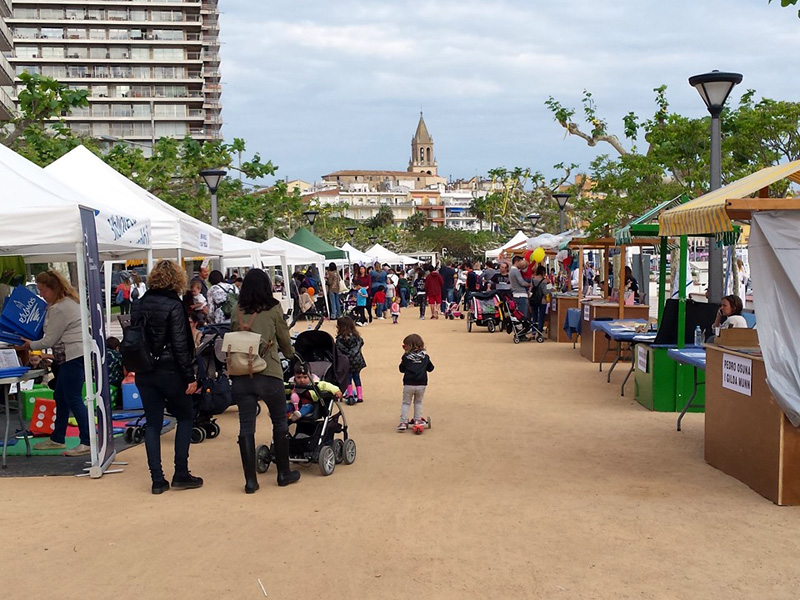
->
[615,194,686,245]
[659,161,800,238]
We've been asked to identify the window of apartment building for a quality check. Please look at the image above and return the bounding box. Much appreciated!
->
[155,122,187,137]
[132,104,151,118]
[42,66,66,78]
[13,28,37,40]
[129,85,151,98]
[65,28,84,39]
[93,85,108,97]
[42,46,65,59]
[112,104,133,118]
[154,84,186,98]
[93,104,110,117]
[128,66,149,78]
[154,66,185,79]
[15,46,38,59]
[13,8,37,18]
[109,47,129,59]
[108,10,128,21]
[152,29,182,41]
[111,66,132,78]
[70,123,91,135]
[66,47,88,59]
[154,103,185,117]
[89,47,107,59]
[109,29,129,40]
[15,65,40,75]
[130,47,150,60]
[130,10,146,21]
[65,8,82,20]
[116,85,131,97]
[70,106,90,118]
[89,29,106,40]
[86,9,104,21]
[92,123,110,136]
[40,28,63,39]
[94,65,110,78]
[40,8,64,20]
[66,66,89,78]
[153,48,184,60]
[130,29,144,40]
[152,11,184,22]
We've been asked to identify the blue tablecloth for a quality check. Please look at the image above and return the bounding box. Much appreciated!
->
[563,308,582,337]
[590,319,649,342]
[667,347,707,370]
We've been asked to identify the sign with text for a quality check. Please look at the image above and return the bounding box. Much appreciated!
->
[637,345,648,372]
[198,231,210,252]
[583,305,590,321]
[551,297,557,312]
[722,353,752,396]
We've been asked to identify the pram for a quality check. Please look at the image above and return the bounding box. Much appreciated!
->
[467,291,500,333]
[191,323,233,442]
[256,328,357,476]
[444,301,464,320]
[500,297,545,344]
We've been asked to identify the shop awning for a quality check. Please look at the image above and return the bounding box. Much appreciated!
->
[615,195,686,245]
[288,227,348,260]
[659,161,800,239]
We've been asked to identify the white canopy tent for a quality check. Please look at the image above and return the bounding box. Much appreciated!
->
[340,242,373,265]
[365,243,418,266]
[0,144,151,262]
[485,230,528,260]
[222,234,292,314]
[46,145,223,259]
[259,237,329,316]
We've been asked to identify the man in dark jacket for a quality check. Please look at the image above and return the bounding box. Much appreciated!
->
[439,262,456,314]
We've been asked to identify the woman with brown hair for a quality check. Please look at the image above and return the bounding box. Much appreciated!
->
[131,260,200,494]
[15,270,91,456]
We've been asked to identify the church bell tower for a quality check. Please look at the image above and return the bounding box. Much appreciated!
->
[408,112,437,176]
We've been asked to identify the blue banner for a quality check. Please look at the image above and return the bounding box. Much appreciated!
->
[79,207,116,469]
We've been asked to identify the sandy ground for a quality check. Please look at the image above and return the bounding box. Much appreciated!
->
[2,309,800,600]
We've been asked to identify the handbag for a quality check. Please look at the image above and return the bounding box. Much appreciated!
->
[337,277,349,294]
[223,310,268,377]
[115,288,124,304]
[121,314,158,373]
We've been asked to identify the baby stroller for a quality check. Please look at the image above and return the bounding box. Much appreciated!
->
[502,297,544,344]
[256,328,356,476]
[191,323,232,443]
[467,291,500,333]
[444,301,464,320]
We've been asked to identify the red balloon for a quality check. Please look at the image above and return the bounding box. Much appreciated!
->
[524,249,533,261]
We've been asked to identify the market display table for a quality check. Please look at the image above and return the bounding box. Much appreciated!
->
[590,319,650,380]
[2,370,45,468]
[579,302,650,363]
[549,294,579,342]
[563,308,582,347]
[668,347,706,431]
[704,345,800,505]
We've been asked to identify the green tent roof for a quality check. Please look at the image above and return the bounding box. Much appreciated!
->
[288,227,348,260]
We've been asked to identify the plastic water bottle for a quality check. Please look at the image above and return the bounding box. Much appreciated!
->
[694,325,703,347]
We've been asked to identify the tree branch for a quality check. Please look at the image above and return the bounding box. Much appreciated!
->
[566,123,628,156]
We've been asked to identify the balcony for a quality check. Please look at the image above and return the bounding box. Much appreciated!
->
[0,17,12,51]
[0,0,11,19]
[0,85,14,120]
[0,53,13,86]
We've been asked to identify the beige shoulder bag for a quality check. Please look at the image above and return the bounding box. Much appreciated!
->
[223,309,270,377]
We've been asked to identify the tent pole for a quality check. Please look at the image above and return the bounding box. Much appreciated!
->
[577,247,584,302]
[658,238,668,322]
[618,244,626,319]
[76,242,100,470]
[677,235,688,349]
[104,261,112,337]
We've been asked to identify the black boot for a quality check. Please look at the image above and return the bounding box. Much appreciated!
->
[273,435,300,487]
[238,435,259,494]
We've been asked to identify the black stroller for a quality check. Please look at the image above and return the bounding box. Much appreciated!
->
[500,297,545,344]
[256,328,357,476]
[191,323,233,443]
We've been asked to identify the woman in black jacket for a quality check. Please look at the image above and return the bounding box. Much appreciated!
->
[131,260,201,494]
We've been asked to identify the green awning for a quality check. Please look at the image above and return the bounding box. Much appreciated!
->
[614,194,687,246]
[288,227,347,260]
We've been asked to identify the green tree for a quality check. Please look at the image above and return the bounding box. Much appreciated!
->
[405,211,428,232]
[1,72,91,165]
[770,0,799,17]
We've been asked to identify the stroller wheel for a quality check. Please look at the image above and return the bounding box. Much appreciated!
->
[537,334,545,343]
[467,317,473,332]
[255,402,262,416]
[132,427,145,444]
[205,422,221,439]
[123,426,133,444]
[343,439,357,465]
[459,314,465,319]
[513,336,521,344]
[318,445,336,476]
[190,425,206,444]
[487,322,495,333]
[333,439,345,463]
[256,444,271,473]
[505,322,513,334]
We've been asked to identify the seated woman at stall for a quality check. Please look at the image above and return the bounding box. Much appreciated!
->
[713,294,748,331]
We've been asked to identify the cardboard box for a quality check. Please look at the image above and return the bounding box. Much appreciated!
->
[718,328,759,347]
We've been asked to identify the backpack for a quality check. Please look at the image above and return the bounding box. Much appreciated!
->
[120,314,157,373]
[195,352,232,414]
[218,284,238,319]
[131,286,140,301]
[222,309,269,377]
[531,279,546,305]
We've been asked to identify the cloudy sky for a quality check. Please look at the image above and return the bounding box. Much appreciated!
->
[219,0,800,186]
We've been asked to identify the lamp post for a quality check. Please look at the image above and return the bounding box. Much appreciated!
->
[368,235,377,245]
[200,169,227,228]
[527,212,541,233]
[303,209,319,234]
[345,226,357,239]
[689,70,742,304]
[552,192,570,233]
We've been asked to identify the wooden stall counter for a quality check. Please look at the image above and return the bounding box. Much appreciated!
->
[705,344,800,505]
[579,301,650,363]
[548,293,579,342]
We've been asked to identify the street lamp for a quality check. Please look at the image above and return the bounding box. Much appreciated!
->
[200,168,227,228]
[689,70,742,304]
[527,213,541,232]
[368,235,377,245]
[552,192,570,233]
[303,209,319,234]
[345,226,357,240]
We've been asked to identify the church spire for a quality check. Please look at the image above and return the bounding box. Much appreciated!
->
[409,112,437,175]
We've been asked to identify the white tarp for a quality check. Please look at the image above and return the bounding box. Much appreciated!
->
[46,145,222,257]
[340,242,372,265]
[222,233,264,269]
[485,230,528,259]
[749,211,800,427]
[0,144,151,261]
[365,243,418,266]
[259,237,328,314]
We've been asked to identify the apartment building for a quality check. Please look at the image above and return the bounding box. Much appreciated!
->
[5,0,221,143]
[304,184,417,225]
[0,0,14,120]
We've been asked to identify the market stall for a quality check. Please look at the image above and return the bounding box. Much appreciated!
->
[340,242,373,265]
[364,243,418,266]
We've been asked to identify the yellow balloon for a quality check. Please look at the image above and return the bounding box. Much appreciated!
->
[532,247,545,263]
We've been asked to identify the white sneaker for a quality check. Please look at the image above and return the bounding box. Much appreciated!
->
[290,410,301,422]
[64,443,91,456]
